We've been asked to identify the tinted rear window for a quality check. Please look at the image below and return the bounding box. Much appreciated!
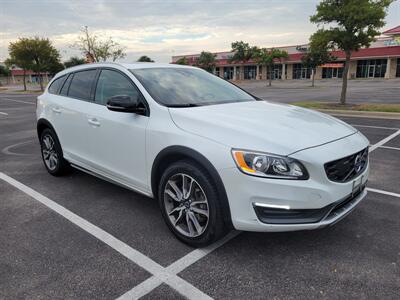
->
[48,75,66,94]
[60,74,72,96]
[68,69,97,101]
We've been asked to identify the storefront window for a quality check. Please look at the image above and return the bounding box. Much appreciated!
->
[356,59,387,78]
[215,67,220,77]
[292,64,311,79]
[322,67,343,79]
[223,67,234,80]
[267,64,283,80]
[396,58,400,77]
[244,66,257,80]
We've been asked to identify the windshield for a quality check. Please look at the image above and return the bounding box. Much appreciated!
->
[130,67,256,107]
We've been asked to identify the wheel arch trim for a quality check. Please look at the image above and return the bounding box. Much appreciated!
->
[37,118,57,140]
[151,145,233,229]
[36,119,65,157]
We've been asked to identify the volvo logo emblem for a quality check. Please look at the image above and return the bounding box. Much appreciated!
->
[354,154,363,173]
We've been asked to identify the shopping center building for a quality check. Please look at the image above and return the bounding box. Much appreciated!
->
[171,25,400,81]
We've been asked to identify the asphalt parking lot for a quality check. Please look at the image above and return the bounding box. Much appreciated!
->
[0,93,399,299]
[238,78,400,104]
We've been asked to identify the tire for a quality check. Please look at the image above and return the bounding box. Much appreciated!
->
[40,128,70,176]
[158,160,227,247]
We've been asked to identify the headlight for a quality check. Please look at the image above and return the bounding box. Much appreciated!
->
[231,149,309,180]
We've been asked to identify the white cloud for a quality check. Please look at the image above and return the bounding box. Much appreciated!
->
[1,0,399,63]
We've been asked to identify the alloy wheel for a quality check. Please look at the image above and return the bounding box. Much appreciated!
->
[163,173,209,237]
[42,134,59,171]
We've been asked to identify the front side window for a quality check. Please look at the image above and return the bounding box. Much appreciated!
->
[95,69,139,105]
[130,67,255,107]
[68,69,97,101]
[48,75,66,94]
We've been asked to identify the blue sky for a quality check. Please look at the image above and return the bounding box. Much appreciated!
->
[1,0,399,63]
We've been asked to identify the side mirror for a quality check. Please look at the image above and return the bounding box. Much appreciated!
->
[106,95,144,114]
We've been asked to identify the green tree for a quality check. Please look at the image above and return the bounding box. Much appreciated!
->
[29,38,61,90]
[229,41,258,79]
[47,60,65,76]
[196,51,216,72]
[6,42,33,91]
[7,37,61,91]
[74,26,126,62]
[64,56,86,68]
[175,56,188,65]
[254,48,288,86]
[310,0,393,104]
[0,65,10,86]
[0,65,10,76]
[137,55,154,62]
[301,40,335,87]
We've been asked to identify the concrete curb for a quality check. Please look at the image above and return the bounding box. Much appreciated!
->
[316,109,400,120]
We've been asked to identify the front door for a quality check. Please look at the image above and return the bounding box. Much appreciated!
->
[332,68,338,79]
[301,68,307,79]
[88,68,149,192]
[368,65,375,78]
[273,69,280,80]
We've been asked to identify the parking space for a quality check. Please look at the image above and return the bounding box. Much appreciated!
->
[180,192,400,299]
[369,148,400,194]
[238,79,400,104]
[1,93,399,299]
[0,182,151,299]
[385,136,400,148]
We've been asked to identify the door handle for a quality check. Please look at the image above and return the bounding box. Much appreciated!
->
[52,107,62,114]
[88,118,101,127]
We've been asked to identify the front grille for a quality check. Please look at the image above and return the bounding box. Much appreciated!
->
[324,148,368,183]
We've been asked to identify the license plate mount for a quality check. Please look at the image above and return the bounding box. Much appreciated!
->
[352,175,365,198]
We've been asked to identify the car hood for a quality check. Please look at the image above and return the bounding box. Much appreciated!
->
[169,101,358,155]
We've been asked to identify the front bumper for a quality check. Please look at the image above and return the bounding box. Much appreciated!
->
[253,182,367,225]
[219,132,370,232]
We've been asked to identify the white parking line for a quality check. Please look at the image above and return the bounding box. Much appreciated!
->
[0,172,212,300]
[369,130,400,152]
[118,231,240,299]
[167,230,240,274]
[0,97,35,105]
[367,187,400,198]
[379,145,400,151]
[0,111,8,115]
[351,124,400,130]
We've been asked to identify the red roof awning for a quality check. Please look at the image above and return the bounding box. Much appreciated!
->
[383,25,400,35]
[213,46,400,66]
[11,70,48,76]
[287,46,400,62]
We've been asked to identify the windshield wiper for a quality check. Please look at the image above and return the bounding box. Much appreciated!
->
[166,103,201,108]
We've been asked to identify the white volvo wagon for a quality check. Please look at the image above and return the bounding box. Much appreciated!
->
[37,63,369,246]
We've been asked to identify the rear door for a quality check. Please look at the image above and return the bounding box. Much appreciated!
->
[54,69,99,165]
[87,68,150,192]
